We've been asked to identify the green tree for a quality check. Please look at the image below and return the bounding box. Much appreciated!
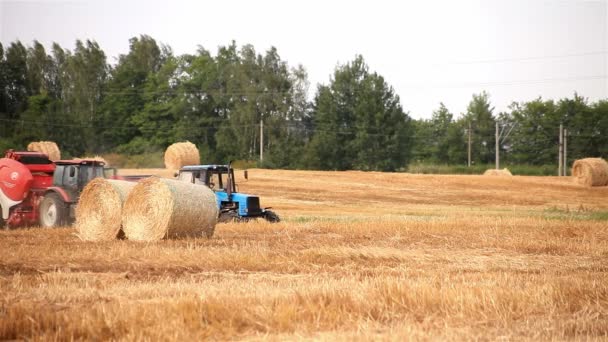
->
[410,119,434,162]
[64,40,108,154]
[305,55,412,171]
[464,91,496,164]
[445,118,468,164]
[129,54,185,151]
[101,35,164,151]
[429,103,454,163]
[26,41,53,96]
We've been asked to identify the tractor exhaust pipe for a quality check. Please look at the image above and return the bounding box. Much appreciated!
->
[226,160,233,200]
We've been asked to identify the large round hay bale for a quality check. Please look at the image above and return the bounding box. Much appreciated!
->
[483,168,512,176]
[27,141,61,161]
[164,141,200,170]
[75,178,136,241]
[572,158,608,187]
[122,177,218,241]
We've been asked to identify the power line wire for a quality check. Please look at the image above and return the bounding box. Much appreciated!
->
[434,51,607,66]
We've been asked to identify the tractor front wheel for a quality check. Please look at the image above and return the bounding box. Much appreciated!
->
[263,210,280,223]
[39,193,67,228]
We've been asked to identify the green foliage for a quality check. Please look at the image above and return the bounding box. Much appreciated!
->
[0,36,606,171]
[103,151,164,168]
[305,55,412,171]
[407,162,557,176]
[464,91,496,164]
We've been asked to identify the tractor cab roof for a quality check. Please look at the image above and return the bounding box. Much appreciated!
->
[180,165,230,172]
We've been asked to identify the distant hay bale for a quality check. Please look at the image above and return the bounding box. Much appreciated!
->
[122,177,218,241]
[27,141,61,161]
[76,179,136,241]
[572,158,608,187]
[483,168,513,176]
[164,141,200,170]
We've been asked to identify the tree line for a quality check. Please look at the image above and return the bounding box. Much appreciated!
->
[1,36,606,171]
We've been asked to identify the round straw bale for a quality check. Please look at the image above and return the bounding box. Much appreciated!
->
[483,168,512,176]
[122,177,218,241]
[27,141,61,161]
[572,158,608,187]
[164,141,200,170]
[75,178,136,241]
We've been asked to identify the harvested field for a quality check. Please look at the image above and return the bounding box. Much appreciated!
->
[1,169,608,340]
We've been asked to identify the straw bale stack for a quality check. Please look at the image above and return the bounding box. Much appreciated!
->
[76,179,136,241]
[572,158,608,187]
[27,141,61,161]
[122,177,218,241]
[164,141,200,170]
[483,168,513,176]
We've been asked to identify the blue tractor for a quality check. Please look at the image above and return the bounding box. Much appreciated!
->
[176,164,280,223]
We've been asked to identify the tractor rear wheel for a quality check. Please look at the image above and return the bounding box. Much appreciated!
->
[218,210,239,223]
[39,193,67,228]
[263,210,280,223]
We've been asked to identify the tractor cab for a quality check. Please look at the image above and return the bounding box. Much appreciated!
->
[177,165,236,192]
[53,159,106,194]
[177,165,279,223]
[37,159,107,227]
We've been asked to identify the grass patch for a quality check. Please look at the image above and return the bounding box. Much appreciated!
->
[407,162,558,176]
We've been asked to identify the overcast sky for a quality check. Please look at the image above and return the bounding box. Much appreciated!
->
[1,0,606,119]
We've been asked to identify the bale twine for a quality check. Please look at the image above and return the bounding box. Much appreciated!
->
[75,178,136,241]
[122,177,218,241]
[572,158,608,187]
[164,141,200,170]
[27,141,61,161]
[483,168,513,176]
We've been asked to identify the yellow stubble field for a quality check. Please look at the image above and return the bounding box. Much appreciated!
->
[1,169,607,340]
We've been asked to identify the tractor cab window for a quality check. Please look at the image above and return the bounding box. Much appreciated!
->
[211,169,236,193]
[194,170,206,186]
[63,165,78,189]
[208,172,223,190]
[80,165,104,186]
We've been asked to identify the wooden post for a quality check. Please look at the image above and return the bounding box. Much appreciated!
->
[563,128,568,176]
[495,121,499,169]
[558,124,563,176]
[260,118,264,162]
[468,122,472,167]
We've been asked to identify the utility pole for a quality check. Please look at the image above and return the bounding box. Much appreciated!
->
[468,122,472,167]
[495,121,499,170]
[260,117,264,162]
[563,128,568,176]
[559,124,564,176]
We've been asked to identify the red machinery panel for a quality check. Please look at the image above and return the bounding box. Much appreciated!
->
[0,158,34,201]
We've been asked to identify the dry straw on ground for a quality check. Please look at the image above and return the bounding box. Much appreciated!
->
[164,141,200,170]
[483,168,512,176]
[27,141,61,161]
[122,177,217,241]
[76,179,136,241]
[572,158,608,187]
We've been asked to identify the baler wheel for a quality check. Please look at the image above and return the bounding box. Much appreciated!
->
[39,193,67,228]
